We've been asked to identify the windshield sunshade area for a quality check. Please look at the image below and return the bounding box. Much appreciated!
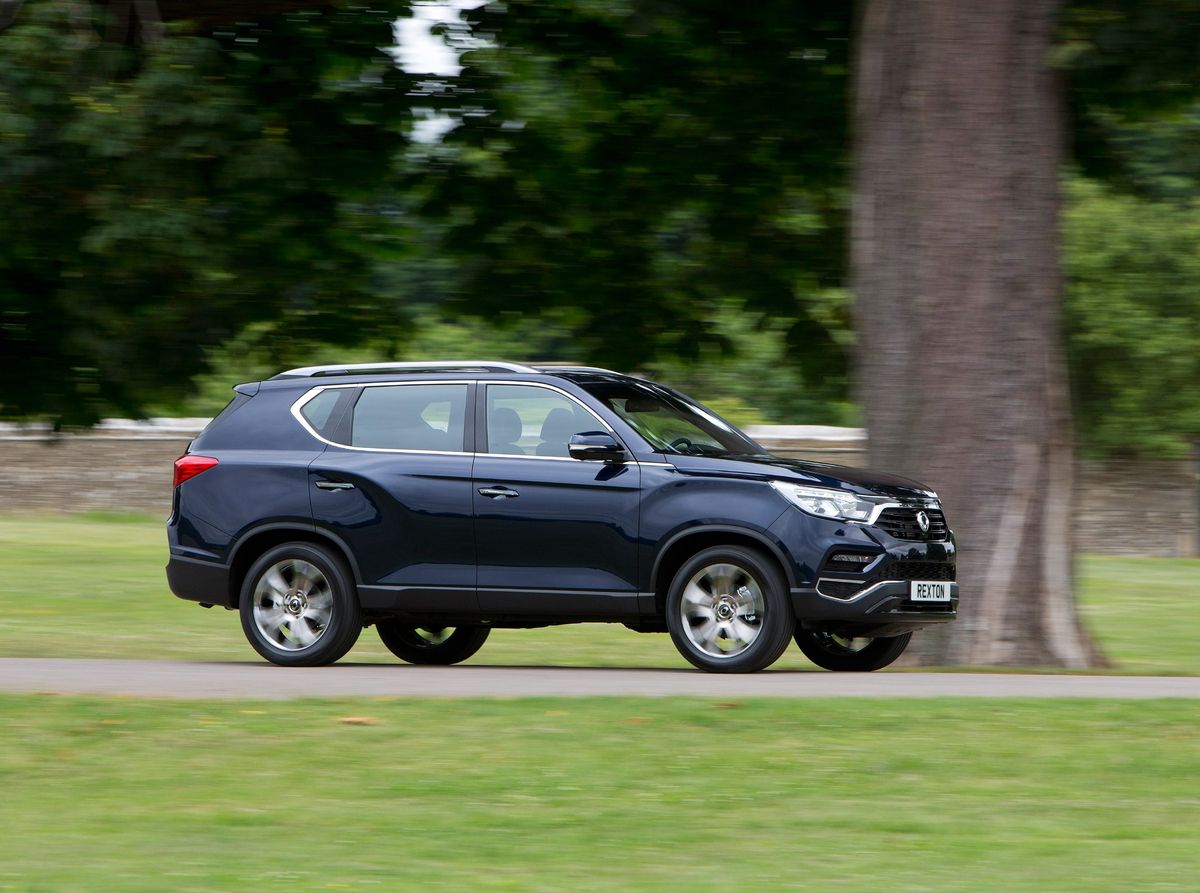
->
[576,379,766,457]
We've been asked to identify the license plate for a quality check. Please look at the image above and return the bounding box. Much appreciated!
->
[910,581,952,602]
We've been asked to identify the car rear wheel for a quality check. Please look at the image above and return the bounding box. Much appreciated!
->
[665,545,794,673]
[794,629,912,671]
[239,542,362,667]
[376,622,490,665]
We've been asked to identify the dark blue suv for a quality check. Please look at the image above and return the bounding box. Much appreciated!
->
[166,361,956,673]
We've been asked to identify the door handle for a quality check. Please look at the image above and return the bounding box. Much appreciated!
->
[478,486,519,499]
[315,481,355,491]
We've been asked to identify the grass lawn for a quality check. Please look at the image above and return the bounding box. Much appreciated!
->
[0,695,1196,892]
[1,514,1197,673]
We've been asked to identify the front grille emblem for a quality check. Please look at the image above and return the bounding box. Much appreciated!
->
[916,511,931,533]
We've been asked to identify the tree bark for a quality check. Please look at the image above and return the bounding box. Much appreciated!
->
[851,0,1103,666]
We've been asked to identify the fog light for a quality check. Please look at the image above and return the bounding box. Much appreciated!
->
[828,552,875,568]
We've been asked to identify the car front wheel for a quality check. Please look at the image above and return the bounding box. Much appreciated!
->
[793,629,912,671]
[665,545,794,673]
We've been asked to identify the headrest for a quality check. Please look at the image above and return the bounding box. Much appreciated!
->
[490,407,523,445]
[540,407,580,443]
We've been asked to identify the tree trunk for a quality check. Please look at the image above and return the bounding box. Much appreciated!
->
[851,0,1103,666]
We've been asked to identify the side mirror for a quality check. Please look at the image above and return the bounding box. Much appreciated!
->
[568,431,627,463]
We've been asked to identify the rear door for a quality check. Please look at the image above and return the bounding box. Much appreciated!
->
[304,380,478,613]
[472,382,641,617]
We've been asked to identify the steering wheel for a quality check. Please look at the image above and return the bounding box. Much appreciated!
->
[669,436,694,451]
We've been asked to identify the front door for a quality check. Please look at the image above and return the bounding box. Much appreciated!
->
[473,382,641,617]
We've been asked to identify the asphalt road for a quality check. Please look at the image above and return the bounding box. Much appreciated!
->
[1,658,1197,699]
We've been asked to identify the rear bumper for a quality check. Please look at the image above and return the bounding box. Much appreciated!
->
[166,555,234,608]
[791,581,958,637]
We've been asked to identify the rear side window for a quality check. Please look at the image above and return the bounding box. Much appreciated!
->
[349,384,469,452]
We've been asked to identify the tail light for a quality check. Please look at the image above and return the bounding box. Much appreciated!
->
[174,454,219,487]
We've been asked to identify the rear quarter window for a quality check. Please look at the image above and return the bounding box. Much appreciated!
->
[299,389,343,436]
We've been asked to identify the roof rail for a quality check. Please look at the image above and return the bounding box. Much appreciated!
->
[272,360,540,379]
[532,364,623,375]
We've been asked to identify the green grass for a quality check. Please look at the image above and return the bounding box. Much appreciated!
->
[0,695,1196,892]
[1,515,1197,672]
[1077,556,1200,675]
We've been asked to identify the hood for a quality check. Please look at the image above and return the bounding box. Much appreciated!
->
[666,453,936,499]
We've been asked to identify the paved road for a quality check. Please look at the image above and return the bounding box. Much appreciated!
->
[1,658,1197,699]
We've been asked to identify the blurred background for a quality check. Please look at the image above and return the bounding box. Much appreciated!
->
[1,0,1198,668]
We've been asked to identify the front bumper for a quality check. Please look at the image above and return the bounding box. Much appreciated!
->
[791,580,958,637]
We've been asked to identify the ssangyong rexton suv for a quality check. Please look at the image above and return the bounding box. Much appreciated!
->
[166,361,957,673]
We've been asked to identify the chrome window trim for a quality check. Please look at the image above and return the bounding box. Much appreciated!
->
[290,380,475,455]
[291,378,652,463]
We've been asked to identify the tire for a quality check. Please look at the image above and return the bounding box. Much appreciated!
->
[375,622,490,665]
[794,629,912,672]
[239,542,362,667]
[665,545,794,673]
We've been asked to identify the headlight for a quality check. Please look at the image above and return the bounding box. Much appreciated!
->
[769,482,878,522]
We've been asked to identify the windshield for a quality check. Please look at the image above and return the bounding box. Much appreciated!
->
[576,379,767,457]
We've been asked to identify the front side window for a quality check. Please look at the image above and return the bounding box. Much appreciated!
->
[577,380,764,457]
[349,384,468,452]
[486,385,597,457]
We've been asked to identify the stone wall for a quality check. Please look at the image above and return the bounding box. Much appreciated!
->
[0,420,201,517]
[1,421,1195,556]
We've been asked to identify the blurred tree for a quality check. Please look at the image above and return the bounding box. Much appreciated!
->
[846,0,1200,666]
[1063,0,1200,188]
[0,0,413,425]
[852,0,1101,667]
[1064,177,1200,457]
[413,0,853,400]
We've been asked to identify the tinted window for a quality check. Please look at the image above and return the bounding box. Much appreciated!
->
[299,389,343,436]
[350,384,468,452]
[487,385,596,457]
[577,379,764,457]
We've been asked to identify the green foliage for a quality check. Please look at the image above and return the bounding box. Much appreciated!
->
[1064,177,1200,456]
[644,298,857,427]
[4,0,1199,460]
[0,1,413,425]
[160,311,577,417]
[1062,0,1200,185]
[164,300,858,427]
[413,0,853,397]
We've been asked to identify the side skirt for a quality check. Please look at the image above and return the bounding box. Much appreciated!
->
[358,585,651,622]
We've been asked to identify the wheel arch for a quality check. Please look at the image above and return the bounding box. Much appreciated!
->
[227,523,361,608]
[650,525,797,616]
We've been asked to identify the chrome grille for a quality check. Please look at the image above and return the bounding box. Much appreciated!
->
[874,507,948,542]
